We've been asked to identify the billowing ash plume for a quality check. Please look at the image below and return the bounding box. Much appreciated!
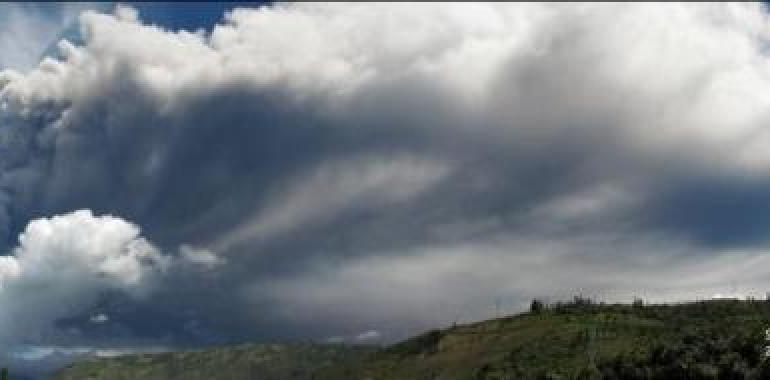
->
[1,2,770,371]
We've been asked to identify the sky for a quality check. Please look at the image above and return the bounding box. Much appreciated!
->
[2,1,770,377]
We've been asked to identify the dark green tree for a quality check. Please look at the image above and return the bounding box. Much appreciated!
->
[1,367,8,380]
[530,299,545,314]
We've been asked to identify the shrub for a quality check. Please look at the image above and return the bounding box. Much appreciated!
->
[531,299,545,314]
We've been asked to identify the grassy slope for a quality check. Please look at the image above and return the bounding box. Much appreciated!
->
[53,343,370,380]
[54,299,770,380]
[317,299,770,379]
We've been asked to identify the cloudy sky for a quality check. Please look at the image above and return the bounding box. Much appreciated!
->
[2,1,770,375]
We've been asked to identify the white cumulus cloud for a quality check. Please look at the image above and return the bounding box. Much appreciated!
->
[0,209,221,346]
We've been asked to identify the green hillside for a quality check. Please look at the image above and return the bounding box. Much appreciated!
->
[54,298,770,380]
[52,343,370,380]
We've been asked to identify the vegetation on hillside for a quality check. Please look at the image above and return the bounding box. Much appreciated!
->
[53,343,371,380]
[55,298,770,380]
[318,297,770,379]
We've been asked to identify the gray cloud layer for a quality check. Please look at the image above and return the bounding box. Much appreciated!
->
[2,2,770,371]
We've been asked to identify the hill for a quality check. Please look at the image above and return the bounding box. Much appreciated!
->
[52,343,371,380]
[54,298,770,379]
